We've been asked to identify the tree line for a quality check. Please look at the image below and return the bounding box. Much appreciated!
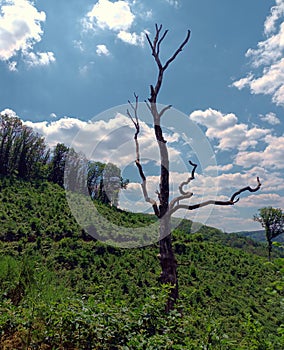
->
[0,112,128,206]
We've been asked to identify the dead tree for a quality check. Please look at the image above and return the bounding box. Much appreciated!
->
[128,24,261,312]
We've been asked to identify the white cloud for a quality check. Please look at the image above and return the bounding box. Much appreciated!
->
[245,166,284,193]
[205,164,233,173]
[8,60,17,71]
[264,0,284,35]
[233,0,284,105]
[73,40,84,52]
[260,112,281,125]
[117,30,145,46]
[1,108,17,118]
[24,117,89,148]
[190,108,238,130]
[96,44,110,56]
[237,193,284,209]
[24,51,55,67]
[79,61,95,76]
[165,0,180,8]
[189,108,270,151]
[83,0,145,47]
[86,0,134,31]
[0,0,54,67]
[235,134,284,170]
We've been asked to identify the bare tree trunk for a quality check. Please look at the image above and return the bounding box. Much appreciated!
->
[155,120,178,312]
[159,216,178,312]
[128,24,261,313]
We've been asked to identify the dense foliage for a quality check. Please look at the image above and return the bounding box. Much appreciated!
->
[254,207,284,260]
[0,112,128,208]
[0,178,283,349]
[0,113,49,180]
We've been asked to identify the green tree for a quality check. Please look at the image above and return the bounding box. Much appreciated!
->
[0,112,49,180]
[0,113,22,176]
[254,207,284,261]
[87,161,105,201]
[87,161,129,206]
[49,143,69,187]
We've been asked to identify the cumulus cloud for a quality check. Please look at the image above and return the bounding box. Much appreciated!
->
[96,44,110,56]
[232,0,284,105]
[189,108,270,151]
[264,0,284,35]
[23,112,181,169]
[235,134,284,170]
[24,51,55,67]
[0,0,54,67]
[238,193,284,209]
[83,0,145,46]
[260,112,281,125]
[117,30,145,46]
[86,0,134,31]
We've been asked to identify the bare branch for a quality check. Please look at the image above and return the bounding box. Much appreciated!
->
[157,29,168,56]
[170,177,261,216]
[145,100,151,112]
[179,160,197,195]
[145,33,154,52]
[159,104,172,118]
[163,30,191,71]
[146,25,191,104]
[128,95,160,217]
[153,24,162,51]
[230,177,261,203]
[170,161,197,210]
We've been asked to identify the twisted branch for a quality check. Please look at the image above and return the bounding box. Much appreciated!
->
[170,175,261,216]
[127,94,160,217]
[169,160,197,210]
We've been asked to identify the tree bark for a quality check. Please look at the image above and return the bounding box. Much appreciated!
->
[155,116,178,312]
[159,217,178,312]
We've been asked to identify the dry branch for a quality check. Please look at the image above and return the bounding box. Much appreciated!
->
[146,24,191,104]
[127,94,160,217]
[169,161,197,210]
[170,174,261,216]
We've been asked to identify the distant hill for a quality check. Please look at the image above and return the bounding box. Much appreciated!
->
[235,229,284,243]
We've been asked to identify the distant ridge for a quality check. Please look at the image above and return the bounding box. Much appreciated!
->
[235,229,284,243]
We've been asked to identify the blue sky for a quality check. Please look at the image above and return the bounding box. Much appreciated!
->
[0,0,283,233]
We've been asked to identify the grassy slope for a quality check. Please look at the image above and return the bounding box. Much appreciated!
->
[0,177,283,349]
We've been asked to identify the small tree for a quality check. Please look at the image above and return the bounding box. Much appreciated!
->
[254,207,284,261]
[49,143,69,187]
[127,24,261,312]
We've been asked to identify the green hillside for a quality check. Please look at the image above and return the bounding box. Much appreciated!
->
[236,229,284,244]
[0,177,283,349]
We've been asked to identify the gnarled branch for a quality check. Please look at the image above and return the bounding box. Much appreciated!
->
[127,94,160,217]
[170,176,261,216]
[170,160,197,210]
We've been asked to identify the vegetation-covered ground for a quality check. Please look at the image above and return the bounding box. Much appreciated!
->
[0,178,283,349]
